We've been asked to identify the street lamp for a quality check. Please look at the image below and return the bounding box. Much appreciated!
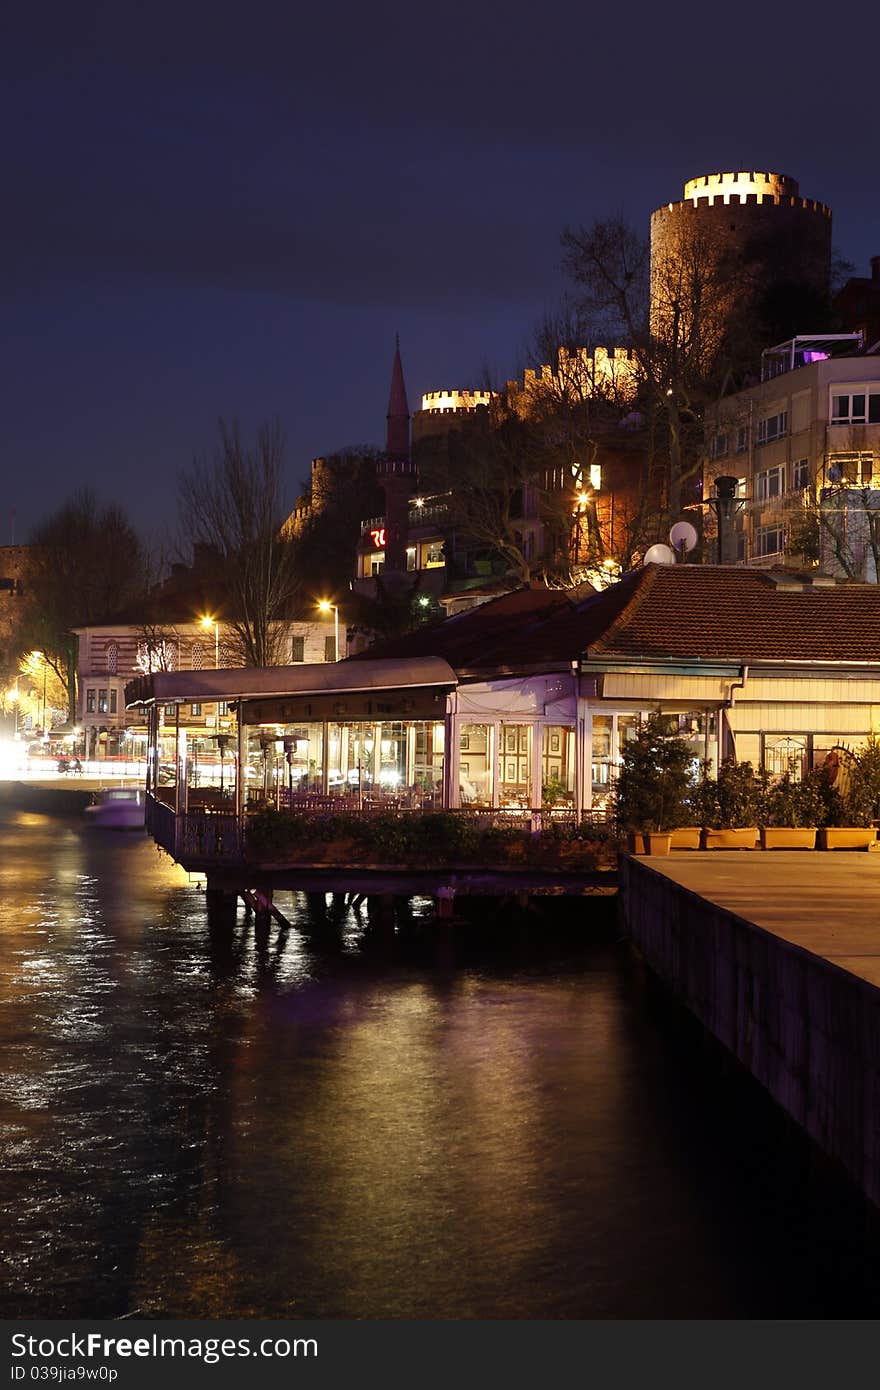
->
[318,600,339,662]
[200,615,219,667]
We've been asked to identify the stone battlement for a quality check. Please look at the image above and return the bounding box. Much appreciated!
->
[657,171,830,217]
[419,389,495,412]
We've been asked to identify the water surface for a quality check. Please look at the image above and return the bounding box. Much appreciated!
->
[0,808,877,1318]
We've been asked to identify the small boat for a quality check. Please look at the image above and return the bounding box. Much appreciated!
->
[85,788,145,830]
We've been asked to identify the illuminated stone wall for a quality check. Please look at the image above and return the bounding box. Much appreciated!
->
[651,169,832,340]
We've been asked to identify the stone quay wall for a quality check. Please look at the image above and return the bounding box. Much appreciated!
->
[619,855,880,1207]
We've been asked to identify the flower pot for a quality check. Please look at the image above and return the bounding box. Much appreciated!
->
[760,827,817,850]
[645,832,672,856]
[702,827,759,850]
[626,832,647,855]
[817,827,878,851]
[669,826,701,849]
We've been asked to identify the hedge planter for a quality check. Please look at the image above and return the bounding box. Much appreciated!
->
[626,832,648,854]
[760,827,817,850]
[817,827,877,850]
[645,832,672,856]
[702,827,759,850]
[669,826,701,849]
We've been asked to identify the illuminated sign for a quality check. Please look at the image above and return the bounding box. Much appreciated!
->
[370,528,386,548]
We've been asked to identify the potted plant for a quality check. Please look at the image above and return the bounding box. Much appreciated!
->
[760,772,822,849]
[695,758,766,849]
[817,738,879,849]
[612,711,695,855]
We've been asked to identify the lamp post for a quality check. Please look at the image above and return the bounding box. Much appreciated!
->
[200,615,219,667]
[318,600,339,662]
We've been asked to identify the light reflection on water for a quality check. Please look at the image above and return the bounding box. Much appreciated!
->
[0,807,878,1319]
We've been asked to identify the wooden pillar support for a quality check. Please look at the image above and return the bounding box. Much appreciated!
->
[436,886,456,920]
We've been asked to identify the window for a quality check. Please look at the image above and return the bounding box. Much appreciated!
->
[86,689,96,714]
[831,391,880,424]
[709,432,728,460]
[756,411,788,444]
[369,553,385,576]
[291,636,305,663]
[755,464,784,501]
[423,542,444,568]
[191,703,202,716]
[406,547,417,572]
[827,452,875,485]
[791,458,810,491]
[217,701,229,717]
[754,525,784,557]
[97,689,108,714]
[164,704,176,718]
[106,642,118,674]
[191,643,204,670]
[109,690,117,714]
[324,635,336,662]
[736,426,749,454]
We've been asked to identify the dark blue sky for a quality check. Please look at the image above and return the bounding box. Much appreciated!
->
[3,0,878,545]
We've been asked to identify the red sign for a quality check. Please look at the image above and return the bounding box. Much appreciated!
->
[370,528,386,548]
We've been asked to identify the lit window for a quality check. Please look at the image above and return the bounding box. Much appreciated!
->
[191,703,202,716]
[755,465,784,501]
[736,426,749,453]
[827,452,875,485]
[109,690,117,714]
[97,688,108,714]
[86,689,96,713]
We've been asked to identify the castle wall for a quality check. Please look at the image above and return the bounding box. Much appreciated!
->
[651,170,832,339]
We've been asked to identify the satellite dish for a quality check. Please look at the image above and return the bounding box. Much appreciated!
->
[644,543,676,566]
[669,520,698,553]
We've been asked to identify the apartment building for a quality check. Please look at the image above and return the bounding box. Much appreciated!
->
[702,336,880,575]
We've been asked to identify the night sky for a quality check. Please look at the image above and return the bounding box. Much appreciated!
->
[4,0,878,547]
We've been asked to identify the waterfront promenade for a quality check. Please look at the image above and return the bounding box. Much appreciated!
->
[620,850,880,1207]
[640,849,880,989]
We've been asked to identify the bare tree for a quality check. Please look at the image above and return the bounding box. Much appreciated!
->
[178,419,301,666]
[18,491,147,720]
[561,216,749,520]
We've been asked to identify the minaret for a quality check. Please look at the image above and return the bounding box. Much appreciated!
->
[386,334,410,462]
[376,336,417,578]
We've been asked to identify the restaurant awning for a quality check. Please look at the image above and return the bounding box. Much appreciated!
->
[126,656,458,724]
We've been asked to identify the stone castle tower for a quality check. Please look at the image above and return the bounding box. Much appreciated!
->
[650,171,832,345]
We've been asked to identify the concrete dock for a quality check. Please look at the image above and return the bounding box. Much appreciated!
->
[619,850,880,1207]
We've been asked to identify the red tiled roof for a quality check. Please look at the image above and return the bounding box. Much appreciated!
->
[352,567,880,673]
[589,566,880,664]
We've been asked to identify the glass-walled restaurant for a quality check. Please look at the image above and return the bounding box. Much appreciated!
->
[127,660,720,818]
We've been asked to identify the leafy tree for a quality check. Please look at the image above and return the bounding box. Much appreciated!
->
[612,712,696,833]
